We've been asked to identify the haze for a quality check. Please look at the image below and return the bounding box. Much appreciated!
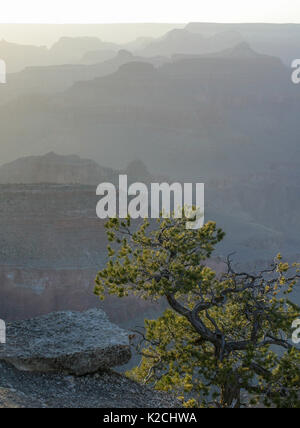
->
[0,1,300,43]
[1,0,300,23]
[0,17,299,324]
[1,1,300,45]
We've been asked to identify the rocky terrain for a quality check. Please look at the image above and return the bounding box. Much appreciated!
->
[0,309,178,408]
[0,363,178,408]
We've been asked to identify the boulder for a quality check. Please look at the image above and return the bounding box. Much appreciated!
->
[0,309,131,375]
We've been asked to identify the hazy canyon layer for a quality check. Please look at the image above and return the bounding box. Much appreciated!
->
[0,23,299,324]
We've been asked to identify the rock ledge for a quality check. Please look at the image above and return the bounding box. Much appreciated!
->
[0,309,131,375]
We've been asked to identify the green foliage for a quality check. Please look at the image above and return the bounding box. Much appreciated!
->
[95,216,300,408]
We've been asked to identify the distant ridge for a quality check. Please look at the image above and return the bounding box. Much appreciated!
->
[138,28,244,57]
[185,22,300,64]
[0,36,120,73]
[171,42,283,64]
[0,152,156,185]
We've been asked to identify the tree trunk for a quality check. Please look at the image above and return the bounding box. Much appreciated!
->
[220,382,241,408]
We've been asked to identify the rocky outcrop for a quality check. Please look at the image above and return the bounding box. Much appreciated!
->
[0,309,131,375]
[0,309,179,408]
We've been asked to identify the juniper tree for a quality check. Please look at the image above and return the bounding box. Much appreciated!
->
[95,216,300,408]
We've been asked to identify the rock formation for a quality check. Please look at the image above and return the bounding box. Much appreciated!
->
[0,309,131,375]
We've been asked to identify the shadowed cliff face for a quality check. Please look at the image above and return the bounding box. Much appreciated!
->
[0,181,167,323]
[0,155,299,322]
[0,264,166,325]
[0,266,99,320]
[0,184,106,268]
[0,153,168,323]
[0,183,104,320]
